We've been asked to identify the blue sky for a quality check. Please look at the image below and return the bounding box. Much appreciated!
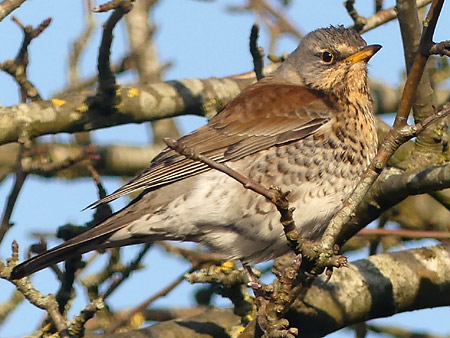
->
[0,1,449,337]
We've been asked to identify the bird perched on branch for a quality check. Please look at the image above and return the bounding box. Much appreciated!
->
[11,26,381,280]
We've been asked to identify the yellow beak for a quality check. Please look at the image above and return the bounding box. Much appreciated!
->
[345,44,382,63]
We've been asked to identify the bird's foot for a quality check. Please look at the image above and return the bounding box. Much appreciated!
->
[302,242,347,281]
[243,264,269,298]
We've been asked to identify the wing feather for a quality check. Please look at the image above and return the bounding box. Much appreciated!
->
[89,78,332,208]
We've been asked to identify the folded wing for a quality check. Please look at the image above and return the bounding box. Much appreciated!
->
[89,77,332,208]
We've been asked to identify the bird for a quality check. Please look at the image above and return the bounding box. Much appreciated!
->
[11,26,381,280]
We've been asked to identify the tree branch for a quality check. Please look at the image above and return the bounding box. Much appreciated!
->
[249,23,264,81]
[344,0,367,32]
[69,0,95,87]
[0,0,27,22]
[339,154,450,243]
[96,0,133,99]
[357,0,432,34]
[0,77,255,146]
[84,245,450,338]
[322,103,450,250]
[0,16,51,102]
[321,0,447,250]
[0,142,165,182]
[0,144,27,243]
[0,242,70,336]
[430,40,450,58]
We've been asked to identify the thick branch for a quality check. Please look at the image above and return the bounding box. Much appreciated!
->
[0,142,164,181]
[339,161,450,243]
[0,77,254,146]
[0,0,27,22]
[0,113,444,183]
[394,0,442,128]
[3,73,441,147]
[125,0,162,85]
[288,244,450,337]
[396,0,444,161]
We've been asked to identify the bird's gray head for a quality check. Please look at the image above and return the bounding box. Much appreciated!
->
[275,26,381,98]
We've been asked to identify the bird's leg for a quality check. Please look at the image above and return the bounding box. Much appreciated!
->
[292,253,302,267]
[323,244,346,283]
[242,263,268,299]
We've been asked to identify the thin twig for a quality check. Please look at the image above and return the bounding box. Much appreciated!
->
[0,144,27,243]
[344,0,367,31]
[367,323,447,338]
[106,268,191,333]
[12,16,51,60]
[358,228,450,239]
[67,298,104,337]
[0,242,70,337]
[86,164,107,200]
[0,59,41,101]
[158,242,224,266]
[228,0,302,54]
[430,41,450,57]
[0,289,24,325]
[102,243,152,299]
[249,24,264,81]
[85,163,113,228]
[357,0,432,34]
[69,0,95,87]
[0,16,51,102]
[97,2,133,98]
[22,145,97,176]
[368,215,387,255]
[375,0,383,12]
[142,307,207,322]
[164,138,276,202]
[93,0,134,12]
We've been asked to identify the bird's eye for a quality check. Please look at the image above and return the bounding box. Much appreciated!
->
[321,51,334,63]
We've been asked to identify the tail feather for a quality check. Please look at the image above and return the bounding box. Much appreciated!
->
[11,177,173,279]
[10,231,112,280]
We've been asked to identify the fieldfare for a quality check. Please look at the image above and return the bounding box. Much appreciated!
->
[11,26,381,279]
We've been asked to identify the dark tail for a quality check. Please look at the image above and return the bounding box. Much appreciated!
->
[10,231,112,280]
[11,190,162,280]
